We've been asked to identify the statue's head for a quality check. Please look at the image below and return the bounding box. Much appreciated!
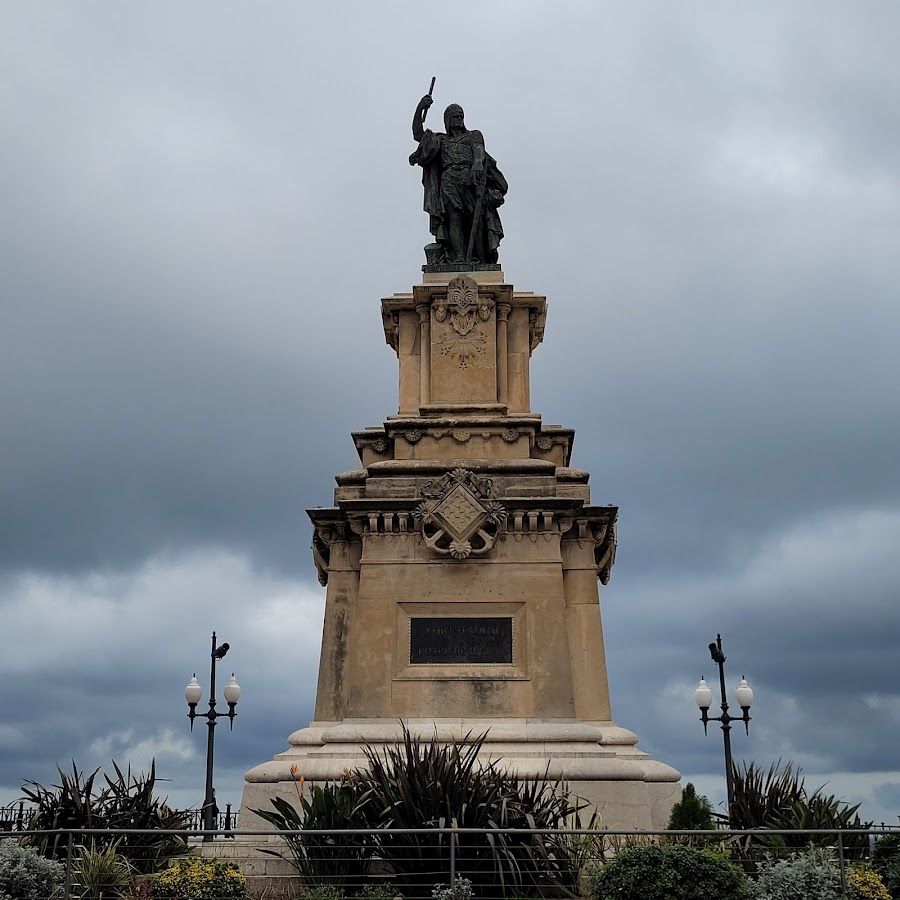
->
[444,104,465,133]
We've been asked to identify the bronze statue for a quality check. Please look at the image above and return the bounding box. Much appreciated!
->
[410,90,507,268]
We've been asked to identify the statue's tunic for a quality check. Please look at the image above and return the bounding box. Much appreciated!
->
[439,129,482,214]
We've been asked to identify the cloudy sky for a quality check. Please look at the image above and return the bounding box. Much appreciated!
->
[2,1,899,827]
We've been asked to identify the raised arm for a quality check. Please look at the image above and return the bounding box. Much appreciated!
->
[412,94,433,142]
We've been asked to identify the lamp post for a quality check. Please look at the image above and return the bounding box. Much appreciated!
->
[184,631,240,841]
[694,633,753,823]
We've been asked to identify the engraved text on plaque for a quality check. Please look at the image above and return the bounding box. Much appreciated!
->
[410,617,513,664]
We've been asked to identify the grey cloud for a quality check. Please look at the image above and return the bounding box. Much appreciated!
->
[1,2,899,821]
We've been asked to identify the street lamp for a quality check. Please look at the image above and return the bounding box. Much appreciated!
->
[185,631,241,841]
[694,633,753,823]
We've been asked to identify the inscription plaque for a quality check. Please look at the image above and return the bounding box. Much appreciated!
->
[410,616,513,664]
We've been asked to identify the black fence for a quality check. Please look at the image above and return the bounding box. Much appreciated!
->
[0,801,238,833]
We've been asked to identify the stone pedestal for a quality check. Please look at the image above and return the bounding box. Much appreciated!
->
[239,271,680,830]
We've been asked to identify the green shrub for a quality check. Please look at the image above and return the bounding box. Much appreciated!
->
[667,783,716,831]
[354,885,398,900]
[71,842,134,900]
[298,887,345,900]
[747,846,842,900]
[873,835,900,899]
[849,862,892,900]
[152,858,247,900]
[589,843,745,900]
[432,878,472,900]
[0,838,66,900]
[22,759,189,873]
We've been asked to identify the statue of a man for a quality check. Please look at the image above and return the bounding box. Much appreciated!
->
[410,95,507,266]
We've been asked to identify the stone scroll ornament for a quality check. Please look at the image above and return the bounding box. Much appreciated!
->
[312,522,348,587]
[414,467,507,559]
[593,518,618,585]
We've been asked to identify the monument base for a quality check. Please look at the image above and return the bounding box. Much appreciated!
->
[238,272,683,835]
[239,718,680,830]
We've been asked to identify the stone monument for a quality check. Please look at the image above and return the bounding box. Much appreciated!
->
[238,94,680,830]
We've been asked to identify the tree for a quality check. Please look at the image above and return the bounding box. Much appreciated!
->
[667,783,716,831]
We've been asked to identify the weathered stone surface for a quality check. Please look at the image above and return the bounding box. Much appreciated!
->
[240,273,680,833]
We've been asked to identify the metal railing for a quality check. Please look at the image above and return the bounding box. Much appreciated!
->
[0,801,27,832]
[175,804,238,833]
[0,801,238,833]
[0,825,897,899]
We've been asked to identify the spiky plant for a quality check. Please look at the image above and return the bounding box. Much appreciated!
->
[252,767,372,890]
[255,727,597,898]
[20,759,189,873]
[354,726,594,898]
[728,759,870,858]
[71,842,134,900]
[21,762,106,862]
[98,760,190,874]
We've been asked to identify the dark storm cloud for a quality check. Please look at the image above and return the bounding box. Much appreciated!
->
[1,1,899,821]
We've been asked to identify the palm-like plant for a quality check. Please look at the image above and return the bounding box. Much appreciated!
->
[728,759,806,831]
[22,763,105,861]
[253,769,373,890]
[20,759,189,873]
[98,760,190,873]
[728,759,870,859]
[71,842,134,900]
[355,727,594,897]
[256,727,597,898]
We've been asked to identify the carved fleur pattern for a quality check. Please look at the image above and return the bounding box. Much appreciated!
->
[435,274,494,369]
[404,430,423,444]
[448,273,478,310]
[502,429,519,443]
[371,439,388,454]
[536,437,553,451]
[452,430,470,443]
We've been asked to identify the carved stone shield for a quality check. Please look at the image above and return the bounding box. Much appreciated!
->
[414,467,506,559]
